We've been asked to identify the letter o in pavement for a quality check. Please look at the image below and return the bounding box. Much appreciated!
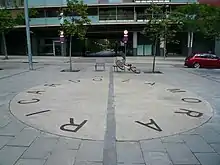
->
[93,78,102,81]
[18,99,40,104]
[182,98,202,103]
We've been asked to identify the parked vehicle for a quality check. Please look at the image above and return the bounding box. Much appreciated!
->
[184,53,220,68]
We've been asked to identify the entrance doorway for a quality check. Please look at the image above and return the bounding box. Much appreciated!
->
[53,41,62,56]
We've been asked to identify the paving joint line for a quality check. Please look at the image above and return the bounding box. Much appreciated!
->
[180,68,220,84]
[103,67,117,165]
[0,66,44,80]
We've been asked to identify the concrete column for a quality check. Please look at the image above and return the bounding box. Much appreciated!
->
[31,36,38,56]
[160,37,165,57]
[1,36,3,55]
[133,32,137,56]
[134,7,137,21]
[187,32,193,56]
[215,38,220,56]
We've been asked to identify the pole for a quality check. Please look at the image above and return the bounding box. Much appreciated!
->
[69,36,72,71]
[61,42,64,56]
[24,0,33,70]
[124,43,127,62]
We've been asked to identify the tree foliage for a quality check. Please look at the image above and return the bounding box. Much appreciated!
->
[173,3,220,39]
[142,4,180,45]
[0,7,38,32]
[61,0,91,40]
[0,9,16,33]
[142,4,182,72]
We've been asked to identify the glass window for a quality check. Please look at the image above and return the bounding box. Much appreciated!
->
[209,54,218,59]
[40,45,53,54]
[136,7,148,20]
[17,0,24,6]
[117,7,134,20]
[200,54,209,58]
[99,7,116,21]
[46,9,59,17]
[88,8,98,16]
[31,9,45,18]
[0,0,6,7]
[98,0,109,4]
[44,39,53,45]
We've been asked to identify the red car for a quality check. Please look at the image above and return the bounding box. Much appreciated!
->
[184,53,220,68]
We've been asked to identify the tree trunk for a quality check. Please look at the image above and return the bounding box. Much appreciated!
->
[152,38,157,73]
[69,36,72,71]
[187,32,193,56]
[2,32,8,59]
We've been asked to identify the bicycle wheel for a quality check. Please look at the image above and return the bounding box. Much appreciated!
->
[130,66,141,74]
[124,63,132,67]
[116,60,125,70]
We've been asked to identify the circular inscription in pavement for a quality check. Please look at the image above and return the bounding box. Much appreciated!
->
[10,78,213,141]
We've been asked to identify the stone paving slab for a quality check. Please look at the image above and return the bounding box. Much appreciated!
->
[117,164,145,165]
[210,143,220,154]
[195,128,220,143]
[0,120,25,137]
[7,127,40,147]
[44,149,77,165]
[195,153,220,165]
[140,139,166,152]
[14,159,46,165]
[0,136,13,149]
[76,141,103,162]
[116,142,144,164]
[180,134,215,153]
[0,146,27,165]
[74,162,103,165]
[164,143,200,164]
[0,114,11,128]
[143,151,173,165]
[161,135,185,143]
[54,137,81,150]
[22,137,59,159]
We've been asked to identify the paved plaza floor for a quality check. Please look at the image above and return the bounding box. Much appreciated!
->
[0,56,220,165]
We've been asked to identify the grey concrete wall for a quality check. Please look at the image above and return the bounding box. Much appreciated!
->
[193,34,215,54]
[215,39,220,56]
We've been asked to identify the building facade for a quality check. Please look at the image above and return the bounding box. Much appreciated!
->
[1,0,219,56]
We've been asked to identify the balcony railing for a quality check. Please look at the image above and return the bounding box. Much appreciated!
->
[29,13,170,26]
[134,0,170,2]
[99,14,135,22]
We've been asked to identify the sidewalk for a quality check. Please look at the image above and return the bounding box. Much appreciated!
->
[0,60,220,165]
[0,55,185,64]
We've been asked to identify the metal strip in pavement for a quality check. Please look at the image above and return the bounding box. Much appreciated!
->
[103,67,117,165]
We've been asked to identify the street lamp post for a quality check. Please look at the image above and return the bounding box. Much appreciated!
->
[59,12,65,57]
[123,30,128,62]
[24,0,33,70]
[60,30,65,57]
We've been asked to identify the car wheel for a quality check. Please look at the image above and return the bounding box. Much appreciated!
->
[193,62,200,68]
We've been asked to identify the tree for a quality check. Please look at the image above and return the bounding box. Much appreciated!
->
[0,6,37,60]
[142,4,180,72]
[0,9,16,59]
[198,4,220,40]
[61,0,91,71]
[173,3,220,56]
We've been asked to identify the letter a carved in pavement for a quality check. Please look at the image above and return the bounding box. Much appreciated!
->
[136,119,162,132]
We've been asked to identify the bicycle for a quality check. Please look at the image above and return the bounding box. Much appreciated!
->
[115,59,141,74]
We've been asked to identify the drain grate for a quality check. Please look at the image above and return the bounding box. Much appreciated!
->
[60,69,80,72]
[143,70,163,74]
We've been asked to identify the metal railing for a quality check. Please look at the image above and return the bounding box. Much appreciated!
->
[99,14,135,21]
